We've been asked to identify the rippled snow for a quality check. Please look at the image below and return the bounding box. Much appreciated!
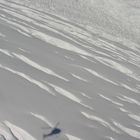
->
[0,0,140,140]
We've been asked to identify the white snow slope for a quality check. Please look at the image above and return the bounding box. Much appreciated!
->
[0,0,140,140]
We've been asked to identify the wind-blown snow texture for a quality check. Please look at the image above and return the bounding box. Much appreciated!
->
[0,0,140,140]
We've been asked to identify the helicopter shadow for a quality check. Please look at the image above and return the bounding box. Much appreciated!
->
[42,122,62,139]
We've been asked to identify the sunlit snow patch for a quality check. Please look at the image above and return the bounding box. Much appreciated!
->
[121,84,139,93]
[113,121,140,139]
[99,94,123,106]
[117,95,140,106]
[81,112,120,133]
[0,32,5,38]
[0,48,13,57]
[13,53,69,81]
[105,136,115,140]
[71,73,88,82]
[48,83,93,110]
[0,64,54,95]
[95,56,140,81]
[31,30,93,57]
[128,114,140,122]
[65,134,82,140]
[80,92,92,100]
[95,57,132,75]
[84,67,118,85]
[0,121,37,140]
[30,112,53,127]
[5,121,37,140]
[48,83,81,104]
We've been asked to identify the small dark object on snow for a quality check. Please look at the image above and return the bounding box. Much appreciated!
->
[42,122,61,139]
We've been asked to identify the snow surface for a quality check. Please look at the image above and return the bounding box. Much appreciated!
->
[0,0,140,140]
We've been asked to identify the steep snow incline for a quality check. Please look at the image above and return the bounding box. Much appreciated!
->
[12,0,140,44]
[0,0,140,140]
